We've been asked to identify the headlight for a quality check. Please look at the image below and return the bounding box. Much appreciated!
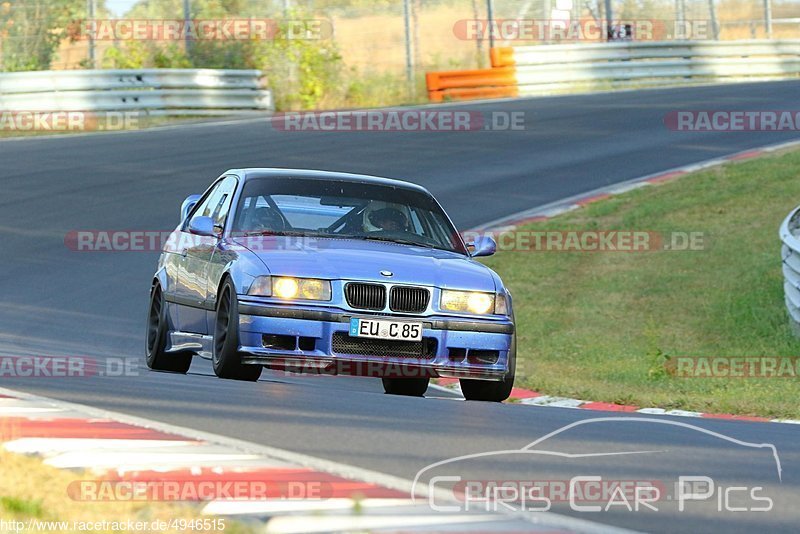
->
[440,290,495,315]
[248,276,331,301]
[273,277,299,298]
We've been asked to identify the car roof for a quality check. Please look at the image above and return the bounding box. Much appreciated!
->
[229,168,431,195]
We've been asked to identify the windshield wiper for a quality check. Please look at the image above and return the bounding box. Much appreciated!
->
[347,234,448,251]
[239,230,320,238]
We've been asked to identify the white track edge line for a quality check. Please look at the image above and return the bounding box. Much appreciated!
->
[0,385,636,534]
[470,137,800,232]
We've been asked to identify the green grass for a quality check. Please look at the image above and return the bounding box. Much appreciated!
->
[0,496,44,517]
[0,450,256,533]
[481,148,800,419]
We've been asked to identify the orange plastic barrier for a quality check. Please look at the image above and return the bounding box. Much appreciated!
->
[490,47,516,68]
[427,86,518,103]
[426,49,517,102]
[425,67,515,91]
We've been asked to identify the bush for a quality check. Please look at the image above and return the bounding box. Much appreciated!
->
[99,15,345,110]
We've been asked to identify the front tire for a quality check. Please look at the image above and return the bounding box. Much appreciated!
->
[382,377,429,397]
[145,284,192,373]
[212,278,262,382]
[460,332,516,402]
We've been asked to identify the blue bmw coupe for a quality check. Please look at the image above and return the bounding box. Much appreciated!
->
[146,169,516,401]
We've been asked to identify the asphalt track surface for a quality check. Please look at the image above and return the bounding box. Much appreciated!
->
[2,81,800,533]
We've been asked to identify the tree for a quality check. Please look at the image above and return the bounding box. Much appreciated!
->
[0,0,89,71]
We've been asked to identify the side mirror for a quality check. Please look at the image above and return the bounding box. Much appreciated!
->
[188,216,217,237]
[470,235,497,257]
[181,194,202,222]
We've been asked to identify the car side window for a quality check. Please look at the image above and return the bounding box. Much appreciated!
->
[206,176,238,228]
[183,182,221,231]
[200,187,224,219]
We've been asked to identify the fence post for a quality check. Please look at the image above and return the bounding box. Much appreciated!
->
[403,0,415,97]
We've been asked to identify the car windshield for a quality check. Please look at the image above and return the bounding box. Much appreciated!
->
[231,176,467,254]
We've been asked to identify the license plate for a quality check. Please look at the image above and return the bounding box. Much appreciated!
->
[349,317,423,341]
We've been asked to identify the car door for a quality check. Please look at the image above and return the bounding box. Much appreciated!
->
[172,179,221,332]
[181,175,238,334]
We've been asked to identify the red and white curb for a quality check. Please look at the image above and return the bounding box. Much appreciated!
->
[0,387,623,534]
[470,138,800,234]
[432,379,800,425]
[452,137,800,426]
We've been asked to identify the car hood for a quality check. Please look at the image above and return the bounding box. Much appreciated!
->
[232,236,497,291]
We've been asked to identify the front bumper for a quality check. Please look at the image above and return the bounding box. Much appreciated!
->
[237,300,514,381]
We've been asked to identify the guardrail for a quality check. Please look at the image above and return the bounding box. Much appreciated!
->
[780,206,800,334]
[427,40,800,102]
[0,69,272,115]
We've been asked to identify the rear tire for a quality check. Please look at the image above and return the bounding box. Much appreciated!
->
[212,278,262,382]
[460,332,516,402]
[382,377,429,397]
[145,284,192,373]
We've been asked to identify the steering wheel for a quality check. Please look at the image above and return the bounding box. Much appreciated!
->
[251,206,287,232]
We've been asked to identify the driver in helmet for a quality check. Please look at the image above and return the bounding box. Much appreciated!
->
[362,201,409,233]
[369,208,408,232]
